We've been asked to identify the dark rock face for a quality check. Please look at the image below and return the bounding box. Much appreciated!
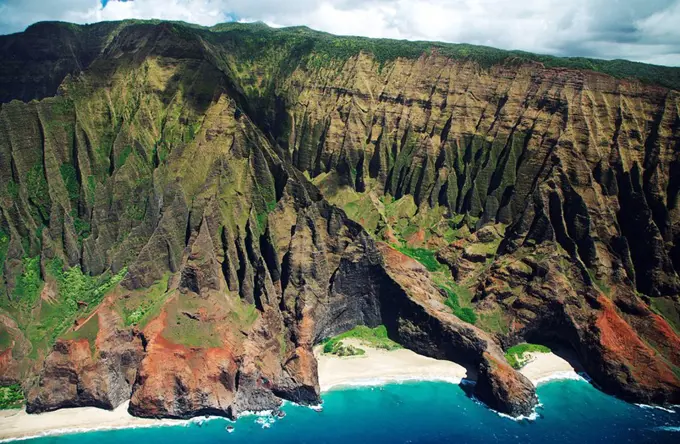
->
[0,20,678,420]
[0,22,120,103]
[475,352,537,417]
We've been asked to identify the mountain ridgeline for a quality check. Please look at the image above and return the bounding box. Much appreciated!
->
[0,20,679,418]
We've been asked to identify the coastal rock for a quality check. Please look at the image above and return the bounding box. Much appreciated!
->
[475,352,537,417]
[474,242,680,406]
[27,309,144,413]
[375,244,538,416]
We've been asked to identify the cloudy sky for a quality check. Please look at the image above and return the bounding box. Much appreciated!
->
[1,0,679,66]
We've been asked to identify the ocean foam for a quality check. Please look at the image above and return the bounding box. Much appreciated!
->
[495,410,539,422]
[653,426,680,432]
[532,371,587,386]
[254,416,275,429]
[186,415,225,426]
[280,400,324,412]
[0,410,234,443]
[0,419,188,444]
[635,403,677,414]
[468,395,539,422]
[236,409,275,418]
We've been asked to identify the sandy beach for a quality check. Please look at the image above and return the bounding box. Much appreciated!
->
[0,342,579,442]
[316,338,469,390]
[519,351,581,385]
[0,401,185,442]
[316,339,578,390]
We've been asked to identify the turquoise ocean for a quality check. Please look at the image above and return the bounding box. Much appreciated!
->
[13,378,680,444]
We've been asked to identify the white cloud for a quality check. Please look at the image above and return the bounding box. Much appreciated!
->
[0,0,99,32]
[0,0,679,66]
[93,0,228,25]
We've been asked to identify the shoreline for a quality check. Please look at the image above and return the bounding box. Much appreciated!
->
[316,339,470,392]
[0,343,582,442]
[316,339,581,391]
[0,401,189,443]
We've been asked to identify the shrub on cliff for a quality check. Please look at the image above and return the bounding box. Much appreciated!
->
[505,343,551,369]
[441,286,478,325]
[0,384,24,409]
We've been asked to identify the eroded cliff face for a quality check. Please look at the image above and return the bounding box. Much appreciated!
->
[276,53,680,298]
[263,51,680,404]
[0,20,678,419]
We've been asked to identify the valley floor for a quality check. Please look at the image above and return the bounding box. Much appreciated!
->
[0,343,579,442]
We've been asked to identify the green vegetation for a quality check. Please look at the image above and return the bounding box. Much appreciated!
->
[46,259,126,347]
[396,246,444,272]
[86,176,97,206]
[61,314,99,356]
[207,21,680,90]
[323,340,366,356]
[255,210,269,234]
[587,269,612,296]
[651,297,680,335]
[50,97,74,117]
[167,314,221,348]
[476,308,510,335]
[440,285,477,324]
[0,384,24,409]
[60,163,79,201]
[26,164,50,220]
[117,145,133,169]
[119,274,170,327]
[36,18,677,91]
[6,180,18,199]
[184,122,201,142]
[228,301,260,328]
[12,256,42,306]
[322,325,401,353]
[0,327,11,350]
[0,230,9,272]
[254,199,277,234]
[124,302,152,326]
[124,203,147,221]
[0,257,125,358]
[315,176,485,327]
[315,177,484,328]
[73,215,91,242]
[163,291,223,348]
[505,343,551,369]
[465,242,500,257]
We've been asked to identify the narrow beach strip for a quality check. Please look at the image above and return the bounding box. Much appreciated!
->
[0,342,581,442]
[0,401,186,442]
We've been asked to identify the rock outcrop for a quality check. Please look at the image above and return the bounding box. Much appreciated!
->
[375,244,537,416]
[27,309,144,413]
